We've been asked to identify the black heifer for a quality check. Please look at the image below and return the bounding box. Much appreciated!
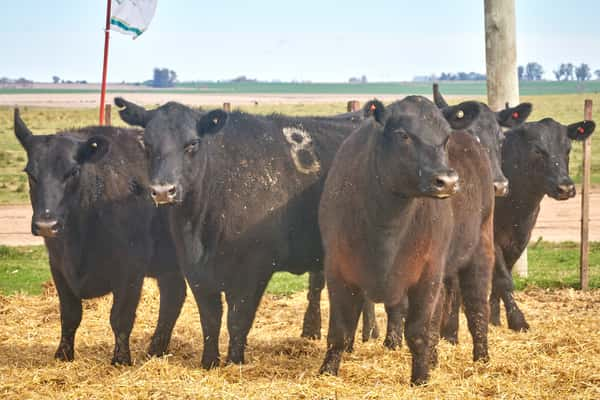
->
[432,84,532,343]
[490,118,595,331]
[114,97,367,368]
[14,110,186,365]
[318,97,495,384]
[433,83,532,196]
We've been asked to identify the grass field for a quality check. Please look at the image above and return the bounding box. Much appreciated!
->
[1,93,600,204]
[1,242,598,296]
[2,80,600,95]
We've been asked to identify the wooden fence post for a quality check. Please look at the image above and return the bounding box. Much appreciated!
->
[580,99,592,291]
[223,102,231,112]
[104,104,112,126]
[347,100,360,112]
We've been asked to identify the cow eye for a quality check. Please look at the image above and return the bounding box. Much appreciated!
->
[185,140,200,154]
[64,167,80,181]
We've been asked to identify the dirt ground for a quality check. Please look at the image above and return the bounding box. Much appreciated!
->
[2,192,598,246]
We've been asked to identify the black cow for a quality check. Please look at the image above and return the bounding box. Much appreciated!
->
[318,97,495,384]
[432,85,532,343]
[114,97,370,368]
[490,118,595,331]
[14,110,186,365]
[308,89,532,346]
[433,83,532,196]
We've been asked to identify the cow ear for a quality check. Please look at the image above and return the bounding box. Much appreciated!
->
[197,109,227,137]
[364,100,386,124]
[114,97,155,127]
[497,103,532,128]
[433,83,449,108]
[567,120,595,141]
[14,108,33,149]
[76,136,110,164]
[443,101,480,130]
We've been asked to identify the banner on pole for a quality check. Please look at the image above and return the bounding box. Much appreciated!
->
[110,0,157,39]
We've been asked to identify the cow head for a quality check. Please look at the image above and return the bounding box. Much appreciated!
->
[115,97,227,205]
[364,96,477,198]
[433,83,532,197]
[503,118,595,200]
[14,109,110,237]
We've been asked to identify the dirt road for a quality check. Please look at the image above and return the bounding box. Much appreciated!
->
[2,193,599,246]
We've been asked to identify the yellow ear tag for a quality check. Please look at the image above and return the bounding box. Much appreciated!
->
[456,110,465,119]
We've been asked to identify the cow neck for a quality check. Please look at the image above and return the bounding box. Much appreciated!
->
[178,140,217,227]
[497,139,545,235]
[364,136,420,229]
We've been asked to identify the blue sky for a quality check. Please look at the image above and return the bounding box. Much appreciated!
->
[2,1,599,83]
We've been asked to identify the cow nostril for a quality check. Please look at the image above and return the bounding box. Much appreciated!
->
[435,178,446,189]
[151,189,157,197]
[168,186,176,196]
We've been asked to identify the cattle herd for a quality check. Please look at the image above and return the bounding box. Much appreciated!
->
[13,84,595,385]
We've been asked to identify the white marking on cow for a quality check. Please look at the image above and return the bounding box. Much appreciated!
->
[282,127,321,174]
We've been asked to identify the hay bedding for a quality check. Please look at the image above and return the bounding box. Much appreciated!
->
[0,282,599,399]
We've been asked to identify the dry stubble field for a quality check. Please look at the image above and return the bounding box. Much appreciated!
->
[1,281,599,399]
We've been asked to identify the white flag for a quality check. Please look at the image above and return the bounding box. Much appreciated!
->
[110,0,158,39]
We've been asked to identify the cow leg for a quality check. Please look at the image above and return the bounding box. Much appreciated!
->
[489,246,508,326]
[189,287,223,369]
[110,274,144,366]
[224,274,271,365]
[404,276,443,386]
[361,298,380,342]
[319,278,364,375]
[301,271,324,339]
[428,284,446,370]
[499,253,529,332]
[459,261,492,363]
[50,267,82,362]
[383,298,407,350]
[440,275,460,344]
[147,271,187,357]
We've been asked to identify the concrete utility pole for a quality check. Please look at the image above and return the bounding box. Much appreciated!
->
[484,0,527,277]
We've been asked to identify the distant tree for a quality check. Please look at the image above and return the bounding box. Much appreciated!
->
[566,63,574,80]
[575,63,591,81]
[517,65,524,80]
[595,69,600,80]
[525,62,544,80]
[52,76,60,84]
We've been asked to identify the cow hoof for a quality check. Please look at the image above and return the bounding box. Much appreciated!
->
[318,362,339,376]
[507,311,530,332]
[410,375,430,386]
[383,334,402,350]
[111,353,132,366]
[301,331,321,340]
[147,338,169,358]
[54,345,74,362]
[441,334,458,345]
[362,326,380,342]
[201,356,221,370]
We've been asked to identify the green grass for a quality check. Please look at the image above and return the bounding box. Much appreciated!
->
[2,80,600,96]
[0,245,51,295]
[2,93,600,204]
[1,242,598,296]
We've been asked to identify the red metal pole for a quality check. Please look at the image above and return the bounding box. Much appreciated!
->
[99,0,112,125]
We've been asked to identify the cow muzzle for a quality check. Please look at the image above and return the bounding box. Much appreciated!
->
[494,180,510,197]
[553,183,576,200]
[150,184,178,205]
[33,219,61,237]
[429,170,460,199]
